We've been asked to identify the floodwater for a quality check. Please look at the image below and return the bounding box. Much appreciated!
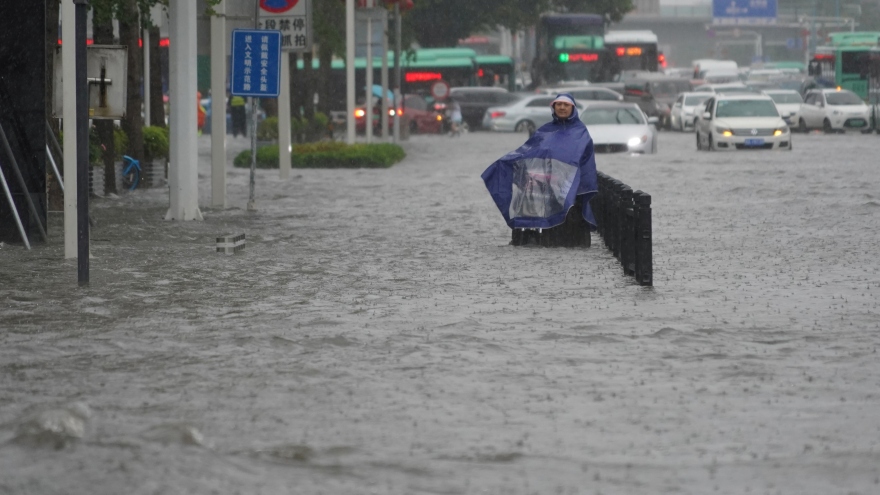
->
[2,128,880,494]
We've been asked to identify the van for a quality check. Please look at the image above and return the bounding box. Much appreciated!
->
[692,59,738,80]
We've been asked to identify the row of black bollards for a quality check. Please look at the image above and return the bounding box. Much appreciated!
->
[592,172,653,286]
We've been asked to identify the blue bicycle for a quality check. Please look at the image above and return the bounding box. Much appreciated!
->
[121,155,141,191]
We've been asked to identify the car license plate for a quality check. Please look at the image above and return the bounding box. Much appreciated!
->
[849,119,865,127]
[744,138,764,146]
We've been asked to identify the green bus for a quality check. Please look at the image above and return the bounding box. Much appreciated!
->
[808,31,880,100]
[475,55,516,92]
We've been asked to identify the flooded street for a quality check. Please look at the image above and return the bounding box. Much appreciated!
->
[2,129,880,494]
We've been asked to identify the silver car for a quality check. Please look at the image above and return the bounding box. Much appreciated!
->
[581,102,658,154]
[762,89,804,129]
[670,92,713,132]
[483,94,584,134]
[536,86,624,102]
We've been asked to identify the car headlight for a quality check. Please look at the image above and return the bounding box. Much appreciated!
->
[627,136,643,147]
[715,126,733,137]
[832,110,841,116]
[773,127,788,136]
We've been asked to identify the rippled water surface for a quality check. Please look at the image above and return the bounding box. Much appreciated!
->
[2,130,880,494]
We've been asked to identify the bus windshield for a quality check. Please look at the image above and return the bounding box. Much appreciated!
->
[534,14,608,85]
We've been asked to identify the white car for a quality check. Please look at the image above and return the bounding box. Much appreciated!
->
[670,91,713,132]
[536,86,624,102]
[692,82,760,95]
[483,94,583,134]
[695,94,791,151]
[798,88,872,133]
[762,89,804,128]
[581,102,658,154]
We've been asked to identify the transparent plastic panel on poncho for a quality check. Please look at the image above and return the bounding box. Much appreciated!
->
[509,157,578,220]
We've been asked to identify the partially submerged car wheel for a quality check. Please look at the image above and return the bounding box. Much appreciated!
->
[696,132,702,151]
[515,120,536,136]
[798,118,808,133]
[823,119,834,134]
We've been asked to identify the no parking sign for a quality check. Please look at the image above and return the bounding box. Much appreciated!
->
[258,0,312,52]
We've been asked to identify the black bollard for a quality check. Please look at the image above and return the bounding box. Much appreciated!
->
[634,191,653,286]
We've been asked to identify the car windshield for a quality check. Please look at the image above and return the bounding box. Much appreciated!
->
[582,107,645,125]
[715,99,779,118]
[684,95,710,106]
[825,91,864,105]
[768,93,803,104]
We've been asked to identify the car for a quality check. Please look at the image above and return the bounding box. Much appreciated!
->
[692,82,761,95]
[482,94,584,134]
[797,88,872,133]
[695,94,792,151]
[448,87,521,131]
[536,86,624,102]
[580,102,658,154]
[622,75,693,129]
[669,91,713,132]
[354,94,443,134]
[762,89,804,128]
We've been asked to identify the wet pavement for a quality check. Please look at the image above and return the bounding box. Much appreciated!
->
[2,129,880,494]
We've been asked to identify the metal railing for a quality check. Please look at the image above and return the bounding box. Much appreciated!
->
[592,172,653,286]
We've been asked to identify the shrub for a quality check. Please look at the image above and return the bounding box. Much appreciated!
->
[257,116,279,141]
[232,142,405,169]
[143,126,170,162]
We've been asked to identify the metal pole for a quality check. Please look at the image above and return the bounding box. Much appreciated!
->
[74,0,90,286]
[248,0,259,211]
[346,0,355,144]
[365,10,373,144]
[144,27,151,128]
[0,159,30,249]
[0,124,47,242]
[392,2,401,143]
[381,11,389,140]
[62,0,78,258]
[211,0,227,206]
[46,145,64,193]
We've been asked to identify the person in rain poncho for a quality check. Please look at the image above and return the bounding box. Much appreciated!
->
[481,92,598,237]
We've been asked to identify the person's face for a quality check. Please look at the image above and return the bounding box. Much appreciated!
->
[554,101,573,119]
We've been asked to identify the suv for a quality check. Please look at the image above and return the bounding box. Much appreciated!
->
[623,75,692,129]
[798,88,872,133]
[448,87,521,131]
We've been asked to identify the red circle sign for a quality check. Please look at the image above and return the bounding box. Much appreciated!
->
[260,0,299,14]
[431,80,450,101]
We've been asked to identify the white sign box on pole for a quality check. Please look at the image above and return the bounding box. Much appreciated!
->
[53,45,128,119]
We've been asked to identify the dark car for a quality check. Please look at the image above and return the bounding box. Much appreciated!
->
[354,94,443,134]
[623,75,693,129]
[448,87,522,131]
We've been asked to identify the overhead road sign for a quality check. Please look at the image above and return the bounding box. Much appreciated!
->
[258,0,312,52]
[713,0,777,26]
[230,29,282,97]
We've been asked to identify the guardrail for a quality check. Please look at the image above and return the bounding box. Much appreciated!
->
[592,172,653,286]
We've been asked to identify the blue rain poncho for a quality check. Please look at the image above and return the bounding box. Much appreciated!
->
[481,93,598,230]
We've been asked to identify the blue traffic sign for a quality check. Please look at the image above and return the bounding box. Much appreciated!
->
[230,29,282,97]
[713,0,777,25]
